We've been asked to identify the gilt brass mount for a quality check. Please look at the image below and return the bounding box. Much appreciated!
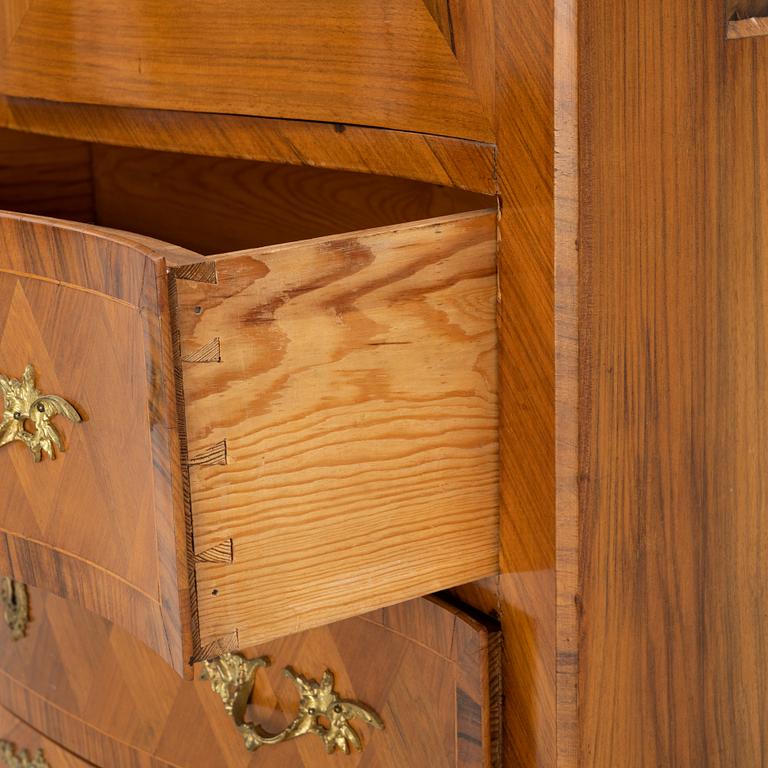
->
[0,741,49,768]
[0,365,82,462]
[0,578,28,641]
[202,652,384,754]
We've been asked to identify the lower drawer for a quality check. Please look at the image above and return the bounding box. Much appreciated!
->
[0,585,500,768]
[0,705,93,767]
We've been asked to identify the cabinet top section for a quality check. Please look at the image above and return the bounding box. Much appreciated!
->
[0,0,496,142]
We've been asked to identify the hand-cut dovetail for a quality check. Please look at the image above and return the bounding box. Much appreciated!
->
[188,440,227,467]
[172,262,218,283]
[195,539,234,564]
[192,629,239,663]
[182,337,221,363]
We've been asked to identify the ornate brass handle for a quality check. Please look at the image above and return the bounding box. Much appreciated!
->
[0,365,81,462]
[0,578,28,641]
[0,741,49,767]
[202,652,384,754]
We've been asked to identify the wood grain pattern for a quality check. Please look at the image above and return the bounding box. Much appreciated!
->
[174,211,499,652]
[0,0,30,63]
[492,0,557,765]
[450,0,496,124]
[0,1,493,141]
[0,98,497,195]
[578,0,768,764]
[0,705,93,767]
[0,211,192,674]
[90,145,493,255]
[554,0,579,764]
[422,0,455,49]
[0,128,92,223]
[0,587,500,768]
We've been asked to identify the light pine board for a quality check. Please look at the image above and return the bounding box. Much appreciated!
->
[174,210,499,651]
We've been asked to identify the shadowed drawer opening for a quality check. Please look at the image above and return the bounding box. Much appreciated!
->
[0,127,492,253]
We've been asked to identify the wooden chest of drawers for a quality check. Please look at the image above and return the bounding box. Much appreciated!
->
[3,1,766,767]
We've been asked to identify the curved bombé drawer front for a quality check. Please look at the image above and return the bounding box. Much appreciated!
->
[0,586,501,768]
[0,211,191,673]
[0,208,499,674]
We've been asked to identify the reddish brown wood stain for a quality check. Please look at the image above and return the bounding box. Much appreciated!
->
[0,1,763,765]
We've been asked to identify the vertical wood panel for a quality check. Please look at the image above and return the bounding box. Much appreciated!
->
[495,0,556,765]
[579,0,768,763]
[554,0,579,762]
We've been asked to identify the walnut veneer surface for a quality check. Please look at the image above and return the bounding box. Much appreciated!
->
[0,211,193,674]
[0,705,93,767]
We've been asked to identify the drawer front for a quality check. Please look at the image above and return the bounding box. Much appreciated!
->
[0,705,93,767]
[0,212,191,674]
[0,586,500,768]
[174,210,499,654]
[0,2,493,142]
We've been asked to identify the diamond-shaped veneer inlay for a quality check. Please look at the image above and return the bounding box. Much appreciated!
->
[0,210,190,675]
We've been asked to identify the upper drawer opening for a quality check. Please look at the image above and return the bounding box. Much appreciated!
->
[0,127,494,255]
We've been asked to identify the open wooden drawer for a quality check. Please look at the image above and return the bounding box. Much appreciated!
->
[0,133,499,675]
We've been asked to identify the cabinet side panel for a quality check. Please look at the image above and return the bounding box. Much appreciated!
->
[580,0,768,764]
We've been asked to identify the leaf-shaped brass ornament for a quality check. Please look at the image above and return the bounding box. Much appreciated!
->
[0,365,82,462]
[202,652,384,754]
[0,578,28,641]
[0,740,49,768]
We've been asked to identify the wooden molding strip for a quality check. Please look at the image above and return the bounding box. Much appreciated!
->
[0,97,497,194]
